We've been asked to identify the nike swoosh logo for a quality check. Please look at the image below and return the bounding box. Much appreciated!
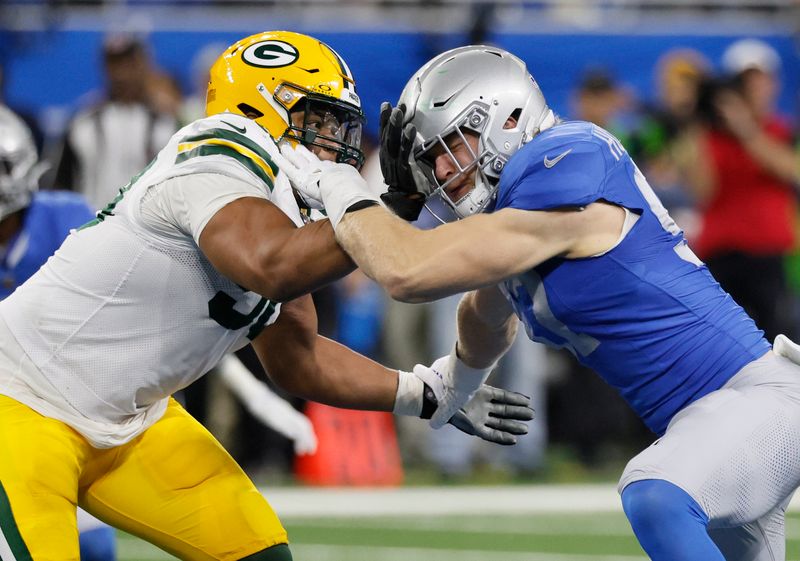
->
[221,120,247,134]
[543,148,572,168]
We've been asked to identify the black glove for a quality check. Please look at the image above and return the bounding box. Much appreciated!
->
[378,101,426,221]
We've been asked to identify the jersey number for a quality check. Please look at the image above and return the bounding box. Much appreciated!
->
[208,291,276,340]
[503,272,599,358]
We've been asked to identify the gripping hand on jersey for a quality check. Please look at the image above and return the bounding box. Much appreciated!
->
[275,143,378,228]
[378,102,426,221]
[218,355,317,455]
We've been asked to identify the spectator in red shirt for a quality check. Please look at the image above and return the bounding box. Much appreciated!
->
[687,39,799,342]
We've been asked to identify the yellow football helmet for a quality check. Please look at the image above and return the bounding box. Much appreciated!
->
[206,31,365,167]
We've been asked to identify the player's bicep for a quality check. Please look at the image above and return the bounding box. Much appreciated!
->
[476,203,626,268]
[387,209,573,301]
[199,195,297,294]
[446,208,576,277]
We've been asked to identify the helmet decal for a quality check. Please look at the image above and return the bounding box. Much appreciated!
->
[242,40,299,68]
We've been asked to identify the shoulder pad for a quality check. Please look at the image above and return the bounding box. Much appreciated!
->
[174,113,279,191]
[496,122,625,212]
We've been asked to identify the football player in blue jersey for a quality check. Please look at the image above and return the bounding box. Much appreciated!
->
[0,106,118,560]
[277,45,800,561]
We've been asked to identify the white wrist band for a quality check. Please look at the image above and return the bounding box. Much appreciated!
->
[318,165,379,229]
[393,369,424,417]
[450,343,494,389]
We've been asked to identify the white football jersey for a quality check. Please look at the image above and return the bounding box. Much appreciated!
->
[0,113,304,448]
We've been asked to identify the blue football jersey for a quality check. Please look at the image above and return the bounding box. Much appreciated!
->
[0,191,95,299]
[493,121,770,435]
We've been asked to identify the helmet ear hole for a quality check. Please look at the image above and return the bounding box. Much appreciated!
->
[505,108,522,129]
[236,103,264,119]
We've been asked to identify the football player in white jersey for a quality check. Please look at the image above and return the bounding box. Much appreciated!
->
[0,32,533,561]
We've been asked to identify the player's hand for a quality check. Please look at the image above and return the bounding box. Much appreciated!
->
[273,142,331,210]
[277,143,378,228]
[448,384,534,445]
[378,102,425,221]
[412,351,493,429]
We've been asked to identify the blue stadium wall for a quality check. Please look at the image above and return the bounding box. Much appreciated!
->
[1,29,797,139]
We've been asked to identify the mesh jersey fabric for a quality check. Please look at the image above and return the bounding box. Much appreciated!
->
[0,113,299,447]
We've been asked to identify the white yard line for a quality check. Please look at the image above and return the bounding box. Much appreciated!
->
[263,484,623,517]
[262,484,800,517]
[291,543,647,561]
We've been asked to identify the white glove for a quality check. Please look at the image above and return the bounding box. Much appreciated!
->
[414,348,494,429]
[276,143,378,228]
[393,368,534,445]
[774,334,800,365]
[449,384,534,445]
[394,345,494,429]
[271,142,330,210]
[218,355,317,456]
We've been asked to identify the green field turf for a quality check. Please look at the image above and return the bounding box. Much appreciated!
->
[117,511,800,561]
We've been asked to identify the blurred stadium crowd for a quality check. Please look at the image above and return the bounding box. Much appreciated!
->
[1,0,799,485]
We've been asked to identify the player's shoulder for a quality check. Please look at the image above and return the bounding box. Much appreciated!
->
[506,121,614,177]
[170,112,279,188]
[181,113,276,148]
[496,121,620,211]
[528,120,598,152]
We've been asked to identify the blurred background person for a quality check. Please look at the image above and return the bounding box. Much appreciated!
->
[179,42,228,127]
[50,34,178,210]
[627,48,710,239]
[687,38,798,343]
[570,68,632,141]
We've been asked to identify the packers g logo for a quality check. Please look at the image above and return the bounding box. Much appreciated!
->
[242,41,299,68]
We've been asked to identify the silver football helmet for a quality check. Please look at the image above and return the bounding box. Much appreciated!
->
[0,106,43,221]
[398,45,555,220]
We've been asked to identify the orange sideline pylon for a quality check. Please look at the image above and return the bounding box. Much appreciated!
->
[294,402,404,486]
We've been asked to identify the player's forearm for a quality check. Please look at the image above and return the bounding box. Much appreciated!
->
[335,207,435,302]
[456,288,518,369]
[262,219,356,301]
[297,335,398,411]
[336,208,510,303]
